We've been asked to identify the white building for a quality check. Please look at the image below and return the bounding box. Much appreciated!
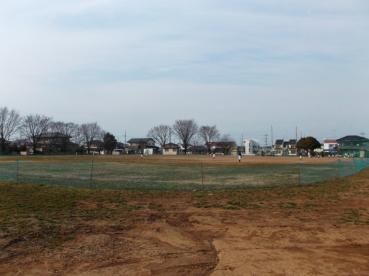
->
[162,143,179,156]
[323,139,338,154]
[244,139,260,156]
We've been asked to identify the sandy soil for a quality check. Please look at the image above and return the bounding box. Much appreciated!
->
[1,169,369,275]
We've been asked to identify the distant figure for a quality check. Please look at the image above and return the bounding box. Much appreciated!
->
[212,153,216,159]
[238,152,242,163]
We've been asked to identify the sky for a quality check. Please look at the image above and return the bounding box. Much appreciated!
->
[1,0,369,144]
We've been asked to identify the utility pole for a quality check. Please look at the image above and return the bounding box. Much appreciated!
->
[271,126,274,147]
[264,134,269,148]
[296,127,298,141]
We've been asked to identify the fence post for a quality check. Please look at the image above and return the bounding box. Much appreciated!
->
[16,159,19,184]
[90,155,95,189]
[298,167,301,185]
[201,162,204,191]
[336,160,340,179]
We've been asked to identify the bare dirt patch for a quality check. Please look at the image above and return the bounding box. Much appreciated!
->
[1,169,369,275]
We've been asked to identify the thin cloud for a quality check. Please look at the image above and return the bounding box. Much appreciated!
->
[0,1,368,139]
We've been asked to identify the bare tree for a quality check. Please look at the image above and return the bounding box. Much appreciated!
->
[147,125,172,148]
[173,119,198,154]
[0,107,21,152]
[199,125,220,152]
[72,125,85,147]
[51,121,78,137]
[50,121,79,152]
[80,123,103,154]
[220,134,235,142]
[21,114,52,153]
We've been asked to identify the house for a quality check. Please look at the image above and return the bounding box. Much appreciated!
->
[11,139,33,155]
[207,141,237,156]
[323,139,339,156]
[273,139,297,156]
[8,133,78,155]
[274,139,284,156]
[337,135,369,158]
[112,142,128,155]
[244,139,260,156]
[38,132,78,153]
[287,139,297,156]
[162,143,179,156]
[87,140,104,155]
[186,145,208,155]
[127,138,158,154]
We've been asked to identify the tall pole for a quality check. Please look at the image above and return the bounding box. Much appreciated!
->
[201,162,204,190]
[16,159,19,184]
[271,126,274,147]
[264,134,268,148]
[90,154,95,189]
[296,126,298,141]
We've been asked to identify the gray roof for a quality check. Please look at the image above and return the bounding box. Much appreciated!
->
[337,135,369,143]
[128,138,154,144]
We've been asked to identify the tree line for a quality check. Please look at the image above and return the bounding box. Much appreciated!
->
[0,106,118,154]
[148,120,236,154]
[0,107,233,154]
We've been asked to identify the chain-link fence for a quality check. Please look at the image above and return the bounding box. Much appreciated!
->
[0,158,369,191]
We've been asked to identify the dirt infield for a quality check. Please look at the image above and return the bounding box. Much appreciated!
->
[1,167,369,275]
[0,155,341,166]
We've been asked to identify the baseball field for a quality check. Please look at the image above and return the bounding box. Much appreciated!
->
[1,156,369,275]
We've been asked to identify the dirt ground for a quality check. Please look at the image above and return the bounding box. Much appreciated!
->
[1,164,369,275]
[0,154,341,167]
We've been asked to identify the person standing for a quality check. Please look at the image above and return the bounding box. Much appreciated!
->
[238,152,242,163]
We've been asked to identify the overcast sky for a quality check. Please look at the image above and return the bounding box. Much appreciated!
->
[1,0,368,144]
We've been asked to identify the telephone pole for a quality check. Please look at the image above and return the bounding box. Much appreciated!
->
[296,126,298,141]
[270,126,274,147]
[264,134,269,147]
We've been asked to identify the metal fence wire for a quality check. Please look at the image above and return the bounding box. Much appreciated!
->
[0,158,368,191]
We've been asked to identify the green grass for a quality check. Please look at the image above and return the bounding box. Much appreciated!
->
[0,183,138,248]
[1,159,365,191]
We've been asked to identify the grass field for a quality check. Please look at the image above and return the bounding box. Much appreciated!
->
[0,155,365,190]
[1,156,369,275]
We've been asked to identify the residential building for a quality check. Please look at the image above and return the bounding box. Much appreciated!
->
[87,140,104,155]
[162,143,179,156]
[186,145,208,155]
[208,141,237,155]
[323,139,339,155]
[287,139,297,156]
[337,135,369,158]
[127,138,158,154]
[112,142,128,155]
[273,139,297,156]
[38,132,78,154]
[243,139,260,156]
[274,139,284,156]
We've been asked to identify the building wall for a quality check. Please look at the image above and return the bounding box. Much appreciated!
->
[244,139,260,156]
[163,148,178,156]
[323,142,338,152]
